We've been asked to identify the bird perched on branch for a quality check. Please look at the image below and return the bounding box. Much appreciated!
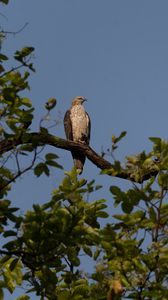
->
[64,96,91,174]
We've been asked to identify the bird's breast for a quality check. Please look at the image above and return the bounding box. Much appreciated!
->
[70,105,89,142]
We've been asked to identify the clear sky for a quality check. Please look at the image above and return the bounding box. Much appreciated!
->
[1,1,168,299]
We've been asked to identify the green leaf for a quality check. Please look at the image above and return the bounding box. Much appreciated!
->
[96,211,109,218]
[14,48,35,69]
[68,255,80,267]
[0,255,11,264]
[72,280,89,296]
[9,259,19,271]
[93,248,101,260]
[45,98,57,110]
[34,163,43,175]
[34,163,50,177]
[95,184,102,190]
[0,53,8,61]
[148,207,157,223]
[112,131,127,144]
[110,186,121,195]
[40,127,49,134]
[101,241,112,251]
[83,246,92,257]
[21,133,31,143]
[57,291,69,300]
[3,230,17,237]
[0,0,9,4]
[45,153,59,160]
[43,164,50,176]
[0,288,3,299]
[15,296,30,300]
[46,160,63,169]
[21,98,32,107]
[110,185,128,205]
[19,145,34,152]
[158,172,168,188]
[28,63,35,72]
[118,276,129,289]
[17,47,35,59]
[3,272,15,293]
[0,64,5,73]
[3,87,15,101]
[121,200,133,213]
[149,137,162,144]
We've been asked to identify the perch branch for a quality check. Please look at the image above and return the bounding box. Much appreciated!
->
[0,132,158,183]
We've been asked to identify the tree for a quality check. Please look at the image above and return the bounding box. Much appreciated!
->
[1,2,168,300]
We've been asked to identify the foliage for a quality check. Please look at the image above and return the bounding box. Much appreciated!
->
[0,0,9,5]
[1,4,168,300]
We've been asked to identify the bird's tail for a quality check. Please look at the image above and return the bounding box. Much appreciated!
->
[73,159,83,174]
[72,151,86,175]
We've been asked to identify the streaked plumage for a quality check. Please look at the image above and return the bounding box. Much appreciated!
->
[64,96,91,174]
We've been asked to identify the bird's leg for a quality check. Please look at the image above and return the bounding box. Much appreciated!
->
[80,133,88,144]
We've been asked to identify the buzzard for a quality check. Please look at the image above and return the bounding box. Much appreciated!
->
[64,96,91,174]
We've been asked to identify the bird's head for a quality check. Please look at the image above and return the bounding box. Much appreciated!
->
[72,96,87,106]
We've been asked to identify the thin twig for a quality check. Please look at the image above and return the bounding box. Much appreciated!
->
[0,148,37,191]
[1,22,29,36]
[0,63,24,78]
[15,150,21,174]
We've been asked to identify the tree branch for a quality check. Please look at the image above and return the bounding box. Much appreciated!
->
[0,132,158,183]
[0,148,37,191]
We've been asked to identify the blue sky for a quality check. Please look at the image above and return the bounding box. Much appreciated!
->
[1,1,168,298]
